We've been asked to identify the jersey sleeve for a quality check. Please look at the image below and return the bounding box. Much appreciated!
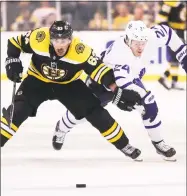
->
[7,30,34,58]
[83,49,115,88]
[149,24,186,63]
[155,1,180,25]
[102,41,135,89]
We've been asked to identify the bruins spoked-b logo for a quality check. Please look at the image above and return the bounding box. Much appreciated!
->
[36,31,45,42]
[41,63,66,80]
[75,43,85,54]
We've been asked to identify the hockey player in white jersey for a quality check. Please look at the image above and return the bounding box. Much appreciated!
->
[52,20,187,161]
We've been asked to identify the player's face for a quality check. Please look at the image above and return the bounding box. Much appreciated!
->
[130,40,147,57]
[51,38,72,56]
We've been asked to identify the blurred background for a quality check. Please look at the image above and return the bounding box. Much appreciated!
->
[1,1,157,31]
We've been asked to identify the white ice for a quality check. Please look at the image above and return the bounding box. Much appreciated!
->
[1,81,186,196]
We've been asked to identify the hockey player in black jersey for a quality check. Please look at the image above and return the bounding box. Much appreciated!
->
[156,1,187,90]
[1,20,144,160]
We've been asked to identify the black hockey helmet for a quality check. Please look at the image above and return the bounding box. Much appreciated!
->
[49,20,73,40]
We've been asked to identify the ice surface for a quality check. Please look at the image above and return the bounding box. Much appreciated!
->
[1,81,186,196]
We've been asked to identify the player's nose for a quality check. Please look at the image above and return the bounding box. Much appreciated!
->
[138,45,144,51]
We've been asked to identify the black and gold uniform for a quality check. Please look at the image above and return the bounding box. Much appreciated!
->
[7,27,112,85]
[1,21,141,158]
[156,1,187,89]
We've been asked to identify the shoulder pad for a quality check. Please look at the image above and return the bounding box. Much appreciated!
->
[29,27,50,56]
[64,37,92,64]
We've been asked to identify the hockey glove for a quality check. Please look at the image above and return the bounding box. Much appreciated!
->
[5,57,23,83]
[141,91,158,122]
[112,87,141,111]
[175,44,187,73]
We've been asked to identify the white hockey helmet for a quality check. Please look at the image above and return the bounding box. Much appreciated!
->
[124,20,149,45]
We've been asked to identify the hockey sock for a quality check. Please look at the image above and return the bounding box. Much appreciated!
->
[146,125,163,142]
[163,69,170,79]
[1,116,18,146]
[59,110,86,133]
[86,106,129,149]
[170,65,179,83]
[137,109,163,142]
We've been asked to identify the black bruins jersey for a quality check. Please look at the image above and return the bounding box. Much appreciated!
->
[156,1,186,40]
[7,27,113,85]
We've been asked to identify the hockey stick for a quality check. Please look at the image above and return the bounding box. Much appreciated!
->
[2,80,17,130]
[9,80,17,130]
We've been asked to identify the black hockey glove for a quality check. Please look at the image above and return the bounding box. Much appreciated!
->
[175,44,187,73]
[112,87,141,111]
[5,57,23,83]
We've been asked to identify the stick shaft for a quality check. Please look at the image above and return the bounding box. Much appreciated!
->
[9,81,16,130]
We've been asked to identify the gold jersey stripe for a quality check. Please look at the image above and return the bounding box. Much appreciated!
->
[1,126,13,136]
[30,61,43,75]
[30,61,83,84]
[1,129,12,139]
[1,122,16,135]
[9,38,22,50]
[28,67,39,75]
[90,63,105,80]
[169,22,186,30]
[102,122,118,137]
[98,67,111,84]
[79,71,88,82]
[1,117,18,131]
[108,129,123,143]
[28,68,83,84]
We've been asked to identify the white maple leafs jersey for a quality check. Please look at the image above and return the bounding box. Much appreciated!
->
[102,24,185,97]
